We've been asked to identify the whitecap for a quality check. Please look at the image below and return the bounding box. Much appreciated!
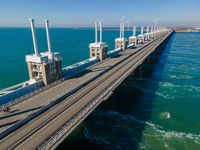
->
[145,123,200,142]
[93,110,163,129]
[84,110,200,148]
[155,91,175,100]
[103,112,200,142]
[169,74,193,80]
[158,81,174,87]
[160,112,171,119]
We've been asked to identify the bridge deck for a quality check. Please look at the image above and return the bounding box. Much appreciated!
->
[0,42,149,133]
[0,30,173,150]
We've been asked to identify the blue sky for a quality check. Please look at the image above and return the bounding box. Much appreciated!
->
[0,0,199,27]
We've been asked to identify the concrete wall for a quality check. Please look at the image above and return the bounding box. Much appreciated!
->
[107,49,122,58]
[62,58,99,78]
[0,81,43,105]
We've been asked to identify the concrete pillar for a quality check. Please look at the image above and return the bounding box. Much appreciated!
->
[29,18,39,56]
[95,22,98,43]
[45,19,52,53]
[99,21,102,43]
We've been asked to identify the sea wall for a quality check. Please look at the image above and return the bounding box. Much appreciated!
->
[62,58,99,78]
[0,81,43,105]
[107,49,122,57]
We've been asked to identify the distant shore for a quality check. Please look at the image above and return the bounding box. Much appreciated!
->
[175,27,200,32]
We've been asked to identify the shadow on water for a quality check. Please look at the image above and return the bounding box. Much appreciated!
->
[57,34,174,150]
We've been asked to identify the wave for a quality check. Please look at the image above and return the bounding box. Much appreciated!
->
[158,81,174,87]
[145,124,200,144]
[155,82,200,99]
[83,110,200,149]
[92,110,163,129]
[155,91,175,100]
[129,77,200,100]
[169,74,193,80]
[158,82,200,91]
[159,112,171,119]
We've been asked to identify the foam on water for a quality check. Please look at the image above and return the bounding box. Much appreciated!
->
[160,112,171,119]
[83,110,200,149]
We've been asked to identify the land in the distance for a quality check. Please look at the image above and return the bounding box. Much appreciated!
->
[175,27,200,32]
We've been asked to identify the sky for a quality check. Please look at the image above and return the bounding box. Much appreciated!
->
[0,0,199,27]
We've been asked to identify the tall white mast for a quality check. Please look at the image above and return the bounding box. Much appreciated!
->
[95,22,98,43]
[120,23,122,38]
[147,26,149,34]
[45,19,52,53]
[122,22,124,38]
[120,16,125,39]
[29,18,39,56]
[99,21,102,43]
[133,26,136,36]
[141,26,144,35]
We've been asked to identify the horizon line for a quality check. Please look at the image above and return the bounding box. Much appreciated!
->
[0,25,198,28]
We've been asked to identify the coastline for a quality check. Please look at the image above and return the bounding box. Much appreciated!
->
[175,27,200,32]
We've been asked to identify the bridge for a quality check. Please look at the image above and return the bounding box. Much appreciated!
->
[0,22,173,149]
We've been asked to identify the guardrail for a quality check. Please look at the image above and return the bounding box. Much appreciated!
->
[0,78,65,111]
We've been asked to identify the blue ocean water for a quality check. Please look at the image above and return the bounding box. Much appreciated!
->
[0,28,200,150]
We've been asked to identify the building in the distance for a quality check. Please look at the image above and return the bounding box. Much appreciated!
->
[89,21,108,61]
[26,19,62,85]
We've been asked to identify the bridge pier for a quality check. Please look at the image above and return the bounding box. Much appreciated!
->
[115,18,128,50]
[89,21,108,61]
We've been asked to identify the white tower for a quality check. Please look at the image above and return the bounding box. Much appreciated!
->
[26,19,62,85]
[150,26,154,38]
[89,20,108,61]
[153,25,157,37]
[144,26,150,40]
[115,17,128,51]
[129,26,137,47]
[45,19,52,53]
[156,26,159,35]
[138,26,145,43]
[29,18,39,56]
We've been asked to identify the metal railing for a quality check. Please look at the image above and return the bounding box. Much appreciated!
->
[0,78,65,111]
